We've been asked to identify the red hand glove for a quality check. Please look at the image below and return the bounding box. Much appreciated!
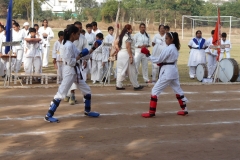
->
[141,47,151,57]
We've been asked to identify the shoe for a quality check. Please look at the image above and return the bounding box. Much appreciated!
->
[134,85,144,90]
[116,87,125,90]
[141,112,155,118]
[64,96,70,102]
[93,81,96,84]
[102,77,107,82]
[84,111,100,117]
[207,76,211,79]
[177,110,188,116]
[69,95,76,105]
[44,116,59,123]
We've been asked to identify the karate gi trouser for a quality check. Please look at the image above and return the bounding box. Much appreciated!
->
[67,82,78,97]
[102,62,108,78]
[54,74,91,100]
[152,74,185,97]
[189,66,197,78]
[91,59,103,81]
[14,49,23,73]
[57,61,63,83]
[0,57,15,76]
[24,57,41,74]
[152,63,160,82]
[116,50,139,88]
[207,54,217,77]
[135,51,149,81]
[42,46,50,67]
[220,52,230,61]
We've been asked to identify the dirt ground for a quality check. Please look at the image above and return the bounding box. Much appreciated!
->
[0,85,240,160]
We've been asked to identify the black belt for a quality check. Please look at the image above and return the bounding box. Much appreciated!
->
[192,47,204,49]
[158,62,175,67]
[65,62,83,82]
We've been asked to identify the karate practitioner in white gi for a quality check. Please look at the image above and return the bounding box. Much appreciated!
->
[220,32,231,60]
[142,32,188,118]
[38,19,54,67]
[44,25,99,123]
[24,28,42,74]
[133,23,151,83]
[52,31,64,84]
[205,30,218,78]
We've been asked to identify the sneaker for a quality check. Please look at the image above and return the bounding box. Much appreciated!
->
[93,80,96,84]
[116,87,125,90]
[69,95,76,105]
[177,110,188,115]
[44,116,59,123]
[134,85,144,91]
[84,111,100,117]
[141,112,155,118]
[64,96,70,102]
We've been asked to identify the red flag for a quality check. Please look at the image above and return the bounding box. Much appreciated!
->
[212,8,221,61]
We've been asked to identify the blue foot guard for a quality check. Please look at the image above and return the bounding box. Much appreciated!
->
[84,94,100,117]
[44,99,61,123]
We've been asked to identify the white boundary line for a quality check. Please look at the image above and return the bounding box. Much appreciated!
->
[1,108,240,121]
[1,120,240,137]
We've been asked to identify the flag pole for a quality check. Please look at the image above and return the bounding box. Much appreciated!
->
[31,0,34,27]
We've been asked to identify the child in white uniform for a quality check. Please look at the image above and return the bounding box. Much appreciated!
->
[52,31,64,84]
[142,32,188,118]
[24,28,42,74]
[44,25,99,123]
[220,32,231,60]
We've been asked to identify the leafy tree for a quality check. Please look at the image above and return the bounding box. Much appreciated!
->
[63,10,73,20]
[13,0,44,20]
[101,0,118,22]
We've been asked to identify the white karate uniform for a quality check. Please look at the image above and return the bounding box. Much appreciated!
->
[21,28,29,63]
[0,34,6,76]
[54,40,91,100]
[38,26,54,67]
[24,35,42,74]
[116,34,140,88]
[52,40,63,83]
[12,29,24,73]
[91,43,109,82]
[220,39,231,60]
[105,34,114,43]
[92,29,102,35]
[205,37,218,78]
[133,32,151,82]
[187,38,208,78]
[151,33,167,82]
[150,44,187,101]
[85,32,96,74]
[66,35,88,97]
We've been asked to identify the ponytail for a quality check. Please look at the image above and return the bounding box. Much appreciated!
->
[118,24,132,48]
[166,32,181,51]
[63,24,79,45]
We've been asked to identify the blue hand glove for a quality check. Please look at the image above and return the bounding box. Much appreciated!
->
[80,48,89,57]
[96,40,102,46]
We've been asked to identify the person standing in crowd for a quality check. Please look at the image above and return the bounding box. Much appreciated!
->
[12,22,24,73]
[187,30,208,79]
[38,19,54,68]
[105,26,115,43]
[92,21,101,35]
[164,25,170,33]
[134,23,151,83]
[22,22,29,38]
[205,30,218,78]
[142,32,188,118]
[0,25,6,77]
[52,31,64,84]
[84,23,96,78]
[116,24,144,90]
[151,24,167,83]
[44,25,99,123]
[220,32,231,60]
[24,28,42,75]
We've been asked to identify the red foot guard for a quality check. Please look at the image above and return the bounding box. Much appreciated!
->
[141,112,155,118]
[177,110,188,116]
